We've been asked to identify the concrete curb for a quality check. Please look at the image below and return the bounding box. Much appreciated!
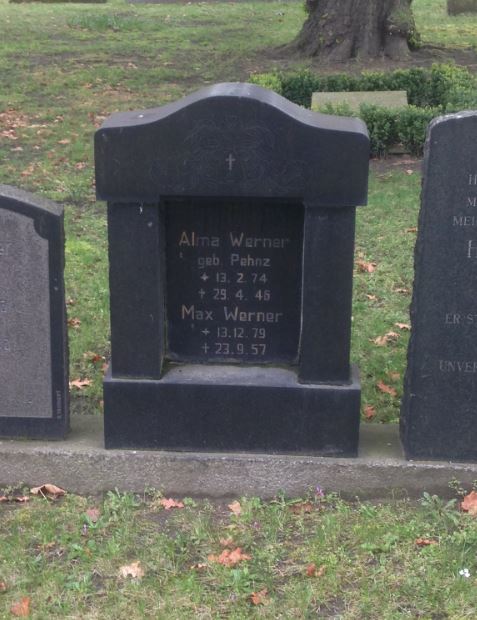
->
[1,416,477,499]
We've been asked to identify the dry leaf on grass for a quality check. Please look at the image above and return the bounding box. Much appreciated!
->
[69,378,92,390]
[461,491,477,516]
[190,563,207,571]
[10,597,30,617]
[85,507,100,523]
[208,547,251,567]
[30,484,66,499]
[363,405,376,420]
[376,381,398,397]
[250,588,269,606]
[395,323,411,331]
[118,561,145,580]
[67,317,81,328]
[394,287,410,294]
[228,500,242,516]
[289,501,313,514]
[356,259,377,273]
[159,498,185,510]
[372,331,399,346]
[0,581,7,592]
[306,563,326,577]
[415,538,437,547]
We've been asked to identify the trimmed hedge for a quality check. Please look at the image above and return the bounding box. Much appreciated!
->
[250,64,477,156]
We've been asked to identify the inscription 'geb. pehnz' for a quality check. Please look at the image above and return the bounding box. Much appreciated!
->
[166,202,303,364]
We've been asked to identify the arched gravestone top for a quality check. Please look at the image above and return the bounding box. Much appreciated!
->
[95,82,369,207]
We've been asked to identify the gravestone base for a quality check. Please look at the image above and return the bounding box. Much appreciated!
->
[103,365,361,455]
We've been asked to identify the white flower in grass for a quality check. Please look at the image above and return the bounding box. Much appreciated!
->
[459,568,471,578]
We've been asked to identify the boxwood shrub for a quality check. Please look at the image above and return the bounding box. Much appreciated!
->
[250,64,477,156]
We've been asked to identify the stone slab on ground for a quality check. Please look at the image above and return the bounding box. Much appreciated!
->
[311,90,408,112]
[1,416,477,499]
[448,0,477,14]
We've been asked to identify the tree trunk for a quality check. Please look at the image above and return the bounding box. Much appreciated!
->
[290,0,418,61]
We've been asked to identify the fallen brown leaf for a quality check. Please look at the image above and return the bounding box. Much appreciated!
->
[67,317,81,328]
[160,498,185,510]
[394,287,410,294]
[250,588,269,606]
[85,507,100,523]
[306,563,326,577]
[228,500,242,516]
[405,226,417,232]
[395,323,411,331]
[461,491,477,516]
[415,538,437,547]
[10,597,30,617]
[208,547,251,567]
[365,294,378,301]
[0,496,7,502]
[69,378,92,390]
[363,405,376,420]
[118,560,145,580]
[376,381,398,397]
[190,562,207,570]
[57,138,71,145]
[356,259,377,273]
[289,501,313,514]
[372,331,399,346]
[0,581,6,592]
[15,496,29,503]
[30,484,66,499]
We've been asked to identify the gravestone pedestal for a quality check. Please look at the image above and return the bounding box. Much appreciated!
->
[96,83,369,455]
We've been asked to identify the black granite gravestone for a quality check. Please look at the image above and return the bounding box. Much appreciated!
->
[95,83,369,454]
[401,111,477,461]
[0,186,69,439]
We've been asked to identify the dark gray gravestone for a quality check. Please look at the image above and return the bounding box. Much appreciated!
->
[0,186,69,439]
[401,111,477,461]
[95,82,369,455]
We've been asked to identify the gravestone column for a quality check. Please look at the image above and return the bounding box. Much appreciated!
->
[401,112,477,461]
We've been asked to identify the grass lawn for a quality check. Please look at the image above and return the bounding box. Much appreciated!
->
[2,489,477,618]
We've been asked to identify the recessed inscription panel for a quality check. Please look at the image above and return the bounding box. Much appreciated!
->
[0,210,52,418]
[166,202,303,363]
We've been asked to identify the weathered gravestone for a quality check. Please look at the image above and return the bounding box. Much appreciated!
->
[0,186,69,439]
[95,83,369,454]
[401,111,477,461]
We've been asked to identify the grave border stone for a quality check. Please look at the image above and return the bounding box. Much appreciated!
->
[0,185,69,439]
[96,83,369,455]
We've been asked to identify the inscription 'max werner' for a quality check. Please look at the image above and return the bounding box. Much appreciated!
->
[166,202,303,363]
[0,210,52,418]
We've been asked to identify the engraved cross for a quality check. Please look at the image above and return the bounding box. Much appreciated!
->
[226,153,236,172]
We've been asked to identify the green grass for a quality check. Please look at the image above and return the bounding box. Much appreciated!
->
[2,489,477,618]
[0,0,475,417]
